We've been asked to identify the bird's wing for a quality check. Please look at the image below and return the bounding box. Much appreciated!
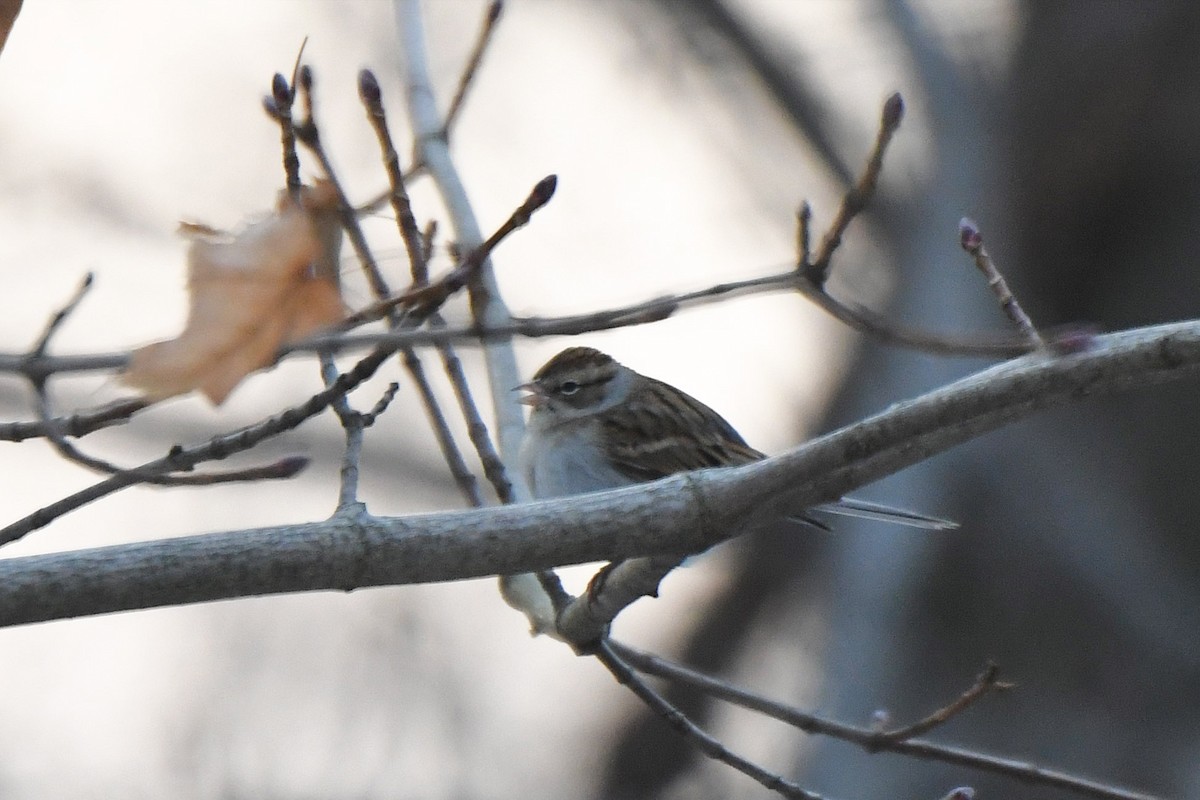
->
[601,378,763,482]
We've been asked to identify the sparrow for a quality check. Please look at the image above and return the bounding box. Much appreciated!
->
[518,346,953,530]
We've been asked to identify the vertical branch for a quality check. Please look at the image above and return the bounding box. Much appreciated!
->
[294,66,485,508]
[393,0,528,487]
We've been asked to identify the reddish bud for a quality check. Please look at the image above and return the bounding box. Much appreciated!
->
[1049,324,1100,354]
[274,455,311,478]
[959,217,983,252]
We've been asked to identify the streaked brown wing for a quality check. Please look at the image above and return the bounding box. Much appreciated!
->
[600,377,763,482]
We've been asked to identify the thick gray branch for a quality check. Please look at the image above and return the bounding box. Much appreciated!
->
[1,320,1198,628]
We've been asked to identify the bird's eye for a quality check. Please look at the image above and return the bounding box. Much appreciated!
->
[558,380,580,396]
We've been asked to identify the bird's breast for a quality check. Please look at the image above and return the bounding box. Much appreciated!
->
[520,422,631,499]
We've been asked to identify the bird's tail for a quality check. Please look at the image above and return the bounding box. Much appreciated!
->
[804,497,958,530]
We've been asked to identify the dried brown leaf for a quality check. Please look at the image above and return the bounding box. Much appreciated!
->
[0,0,20,58]
[125,182,346,404]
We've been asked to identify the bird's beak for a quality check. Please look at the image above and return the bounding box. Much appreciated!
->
[515,382,546,407]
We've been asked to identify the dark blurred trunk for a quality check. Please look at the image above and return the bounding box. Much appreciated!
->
[596,2,1200,798]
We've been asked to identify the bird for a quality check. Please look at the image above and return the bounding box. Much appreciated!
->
[518,345,954,530]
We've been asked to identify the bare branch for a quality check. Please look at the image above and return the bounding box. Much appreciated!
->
[556,554,687,646]
[0,344,396,545]
[359,68,429,280]
[321,265,1036,358]
[609,642,1158,800]
[0,398,149,443]
[298,67,491,508]
[2,319,1200,630]
[2,246,1051,390]
[873,662,1013,745]
[593,640,828,800]
[26,276,301,489]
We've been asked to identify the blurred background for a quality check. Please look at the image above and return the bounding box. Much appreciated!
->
[1,1,1197,798]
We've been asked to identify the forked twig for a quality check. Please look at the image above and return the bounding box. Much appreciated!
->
[609,642,1162,800]
[805,92,905,286]
[343,173,556,326]
[360,66,524,504]
[294,66,489,506]
[357,0,504,211]
[593,639,827,800]
[29,275,309,488]
[0,344,398,545]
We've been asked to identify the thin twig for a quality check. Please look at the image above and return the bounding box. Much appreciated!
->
[359,69,429,280]
[593,640,828,800]
[873,661,1013,745]
[355,0,504,213]
[609,642,1162,800]
[329,380,399,510]
[31,272,92,357]
[31,380,310,488]
[796,201,812,269]
[434,344,514,502]
[28,276,295,487]
[261,72,302,198]
[322,264,1033,357]
[398,174,557,318]
[402,346,486,506]
[319,355,367,509]
[960,217,1045,349]
[361,382,400,425]
[294,68,393,299]
[442,1,504,139]
[388,177,554,505]
[1,454,310,548]
[0,398,149,443]
[806,92,905,286]
[0,263,1040,388]
[0,344,397,545]
[278,65,376,509]
[411,220,511,502]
